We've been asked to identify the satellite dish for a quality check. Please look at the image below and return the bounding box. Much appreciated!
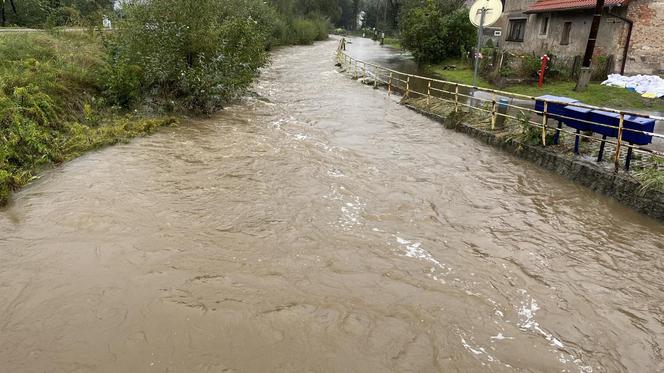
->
[469,0,503,28]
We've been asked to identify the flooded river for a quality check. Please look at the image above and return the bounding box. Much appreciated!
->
[1,38,663,373]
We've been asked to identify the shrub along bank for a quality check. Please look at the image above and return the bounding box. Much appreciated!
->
[0,0,332,205]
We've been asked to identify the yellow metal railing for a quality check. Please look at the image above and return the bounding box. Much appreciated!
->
[336,41,664,171]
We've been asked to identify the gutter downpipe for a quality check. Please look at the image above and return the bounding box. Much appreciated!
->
[608,7,633,75]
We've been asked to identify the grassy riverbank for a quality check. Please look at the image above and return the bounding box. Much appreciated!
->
[383,37,401,50]
[0,32,177,205]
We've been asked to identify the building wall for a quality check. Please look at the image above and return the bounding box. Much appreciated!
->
[496,0,664,75]
[624,0,664,75]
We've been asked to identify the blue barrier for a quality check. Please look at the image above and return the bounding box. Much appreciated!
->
[535,97,656,170]
[535,95,579,120]
[537,95,580,147]
[589,110,655,169]
[589,110,655,145]
[563,105,593,154]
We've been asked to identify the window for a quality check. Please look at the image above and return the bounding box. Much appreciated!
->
[539,16,549,35]
[561,22,572,45]
[507,19,527,42]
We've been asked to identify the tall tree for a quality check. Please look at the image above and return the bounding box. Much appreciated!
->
[1,0,18,27]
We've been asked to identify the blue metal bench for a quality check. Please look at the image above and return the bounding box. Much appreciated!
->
[534,96,656,170]
[536,95,580,147]
[562,105,593,154]
[589,110,655,169]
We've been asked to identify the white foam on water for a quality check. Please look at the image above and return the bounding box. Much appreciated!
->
[395,237,447,271]
[336,195,366,230]
[515,290,593,373]
[460,336,502,366]
[490,333,513,341]
[327,169,344,178]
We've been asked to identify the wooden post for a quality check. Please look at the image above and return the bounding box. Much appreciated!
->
[454,84,459,113]
[541,101,548,146]
[406,76,410,99]
[427,80,431,108]
[614,113,625,171]
[388,72,393,96]
[491,93,497,130]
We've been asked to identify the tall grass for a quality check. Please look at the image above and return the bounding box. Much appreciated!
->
[635,156,664,194]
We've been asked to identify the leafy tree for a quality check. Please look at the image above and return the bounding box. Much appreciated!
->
[400,0,473,63]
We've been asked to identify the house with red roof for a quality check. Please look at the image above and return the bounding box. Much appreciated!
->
[495,0,663,75]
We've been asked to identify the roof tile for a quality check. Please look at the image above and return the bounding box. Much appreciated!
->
[526,0,629,13]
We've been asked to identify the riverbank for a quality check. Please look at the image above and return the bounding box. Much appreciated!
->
[0,31,177,205]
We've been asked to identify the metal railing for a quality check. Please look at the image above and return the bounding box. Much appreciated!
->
[336,41,664,172]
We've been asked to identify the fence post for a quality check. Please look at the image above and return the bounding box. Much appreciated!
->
[490,92,497,130]
[541,101,548,146]
[427,80,431,109]
[388,72,393,96]
[614,113,625,171]
[454,84,459,113]
[406,76,410,99]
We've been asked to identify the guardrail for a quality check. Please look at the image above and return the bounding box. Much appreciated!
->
[335,40,664,172]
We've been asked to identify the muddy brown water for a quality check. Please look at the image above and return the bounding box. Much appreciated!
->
[1,38,664,373]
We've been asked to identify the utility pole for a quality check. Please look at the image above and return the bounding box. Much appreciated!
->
[472,7,486,88]
[575,0,605,91]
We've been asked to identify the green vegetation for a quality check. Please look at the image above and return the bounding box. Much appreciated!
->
[105,0,271,113]
[502,82,664,111]
[0,32,176,205]
[428,60,491,87]
[399,1,474,63]
[1,0,114,28]
[635,156,664,194]
[383,37,401,49]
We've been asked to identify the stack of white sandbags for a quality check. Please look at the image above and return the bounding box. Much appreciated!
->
[602,74,664,98]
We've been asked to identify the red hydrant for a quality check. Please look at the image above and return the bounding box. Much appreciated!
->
[538,54,550,88]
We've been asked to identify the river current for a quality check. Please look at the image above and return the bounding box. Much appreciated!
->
[1,38,663,373]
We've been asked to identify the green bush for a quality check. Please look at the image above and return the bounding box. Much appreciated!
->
[270,16,330,46]
[292,18,320,45]
[105,0,270,113]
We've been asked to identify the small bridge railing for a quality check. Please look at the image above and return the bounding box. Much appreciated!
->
[336,40,664,172]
